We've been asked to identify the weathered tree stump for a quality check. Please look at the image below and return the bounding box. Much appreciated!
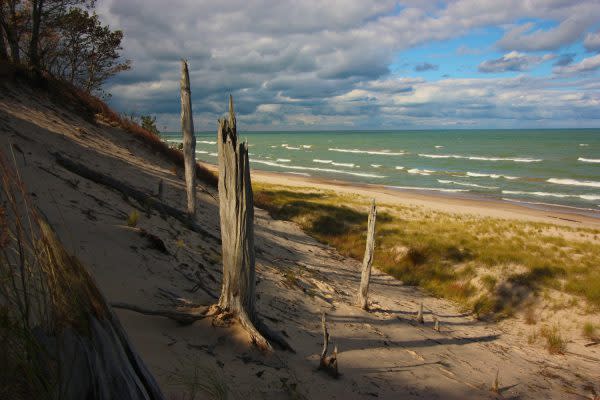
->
[318,312,339,378]
[180,60,196,217]
[417,302,424,324]
[433,316,440,332]
[211,96,292,352]
[357,199,377,310]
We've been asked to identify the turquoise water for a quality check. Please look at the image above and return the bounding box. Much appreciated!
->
[162,129,600,215]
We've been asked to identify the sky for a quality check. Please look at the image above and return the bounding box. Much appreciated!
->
[96,0,600,131]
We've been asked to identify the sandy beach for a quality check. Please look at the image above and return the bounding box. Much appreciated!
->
[199,164,600,230]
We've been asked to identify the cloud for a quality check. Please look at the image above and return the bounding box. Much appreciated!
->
[415,62,439,72]
[554,54,600,74]
[94,0,600,130]
[553,53,575,67]
[478,51,554,73]
[584,30,600,52]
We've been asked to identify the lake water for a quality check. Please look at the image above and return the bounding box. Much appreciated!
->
[162,129,600,215]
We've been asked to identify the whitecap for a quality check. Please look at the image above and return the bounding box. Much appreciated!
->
[503,190,600,201]
[385,185,468,193]
[419,154,541,163]
[313,159,332,164]
[196,150,209,154]
[435,145,444,149]
[579,143,589,147]
[332,162,354,168]
[395,166,405,170]
[250,159,386,178]
[407,168,434,176]
[208,152,218,157]
[283,145,301,150]
[302,145,312,149]
[198,140,216,145]
[286,172,310,176]
[329,148,405,156]
[578,157,600,163]
[437,179,498,189]
[371,164,381,168]
[466,172,519,180]
[276,158,291,163]
[547,178,600,188]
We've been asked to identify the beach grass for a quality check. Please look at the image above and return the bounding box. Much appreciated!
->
[253,183,600,318]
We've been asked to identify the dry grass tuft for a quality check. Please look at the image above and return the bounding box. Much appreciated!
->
[539,325,567,354]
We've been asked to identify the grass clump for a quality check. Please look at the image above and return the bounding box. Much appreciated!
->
[127,210,139,227]
[583,322,599,342]
[253,183,600,318]
[166,358,228,400]
[539,325,567,354]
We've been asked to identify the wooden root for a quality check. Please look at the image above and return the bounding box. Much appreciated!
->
[111,302,208,325]
[318,312,339,378]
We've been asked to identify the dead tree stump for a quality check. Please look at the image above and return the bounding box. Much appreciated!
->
[180,60,196,217]
[417,302,424,324]
[211,96,293,352]
[357,199,377,310]
[318,313,339,378]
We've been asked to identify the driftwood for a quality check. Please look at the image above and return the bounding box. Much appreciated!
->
[433,316,440,332]
[211,96,292,353]
[111,302,208,325]
[180,60,196,216]
[318,313,339,378]
[357,199,377,310]
[36,221,166,400]
[52,152,219,241]
[417,302,424,324]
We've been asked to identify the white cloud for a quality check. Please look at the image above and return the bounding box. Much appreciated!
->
[584,30,600,52]
[478,52,554,73]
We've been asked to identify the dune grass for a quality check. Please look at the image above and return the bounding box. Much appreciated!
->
[253,183,600,319]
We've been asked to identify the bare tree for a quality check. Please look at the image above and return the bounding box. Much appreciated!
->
[180,59,196,217]
[357,199,377,310]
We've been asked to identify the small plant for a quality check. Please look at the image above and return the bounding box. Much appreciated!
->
[126,210,139,227]
[540,325,566,354]
[583,322,599,341]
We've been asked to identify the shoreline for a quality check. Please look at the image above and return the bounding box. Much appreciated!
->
[200,162,600,229]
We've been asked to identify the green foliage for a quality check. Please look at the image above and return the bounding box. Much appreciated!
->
[140,115,161,137]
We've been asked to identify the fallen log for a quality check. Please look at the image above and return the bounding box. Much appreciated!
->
[52,152,219,241]
[111,302,208,325]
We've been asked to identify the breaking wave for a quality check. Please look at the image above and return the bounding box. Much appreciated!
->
[466,172,519,180]
[438,180,498,189]
[250,159,386,178]
[578,157,600,163]
[385,185,468,193]
[419,154,542,163]
[329,148,406,156]
[547,178,600,188]
[502,190,600,201]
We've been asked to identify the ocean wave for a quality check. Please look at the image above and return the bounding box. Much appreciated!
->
[283,145,301,150]
[438,180,498,189]
[329,148,405,156]
[286,172,310,176]
[578,157,600,163]
[547,178,600,188]
[208,152,218,157]
[579,143,589,147]
[435,145,444,148]
[419,154,541,163]
[395,166,405,170]
[332,162,355,168]
[250,159,386,178]
[313,159,332,164]
[502,190,600,201]
[276,158,291,163]
[502,198,600,212]
[385,185,468,193]
[302,145,312,149]
[466,172,519,180]
[198,140,216,145]
[196,150,209,154]
[408,168,434,176]
[371,164,381,168]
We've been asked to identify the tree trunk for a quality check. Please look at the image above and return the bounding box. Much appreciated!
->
[215,95,270,350]
[357,199,377,310]
[0,1,20,63]
[28,0,43,68]
[180,60,196,217]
